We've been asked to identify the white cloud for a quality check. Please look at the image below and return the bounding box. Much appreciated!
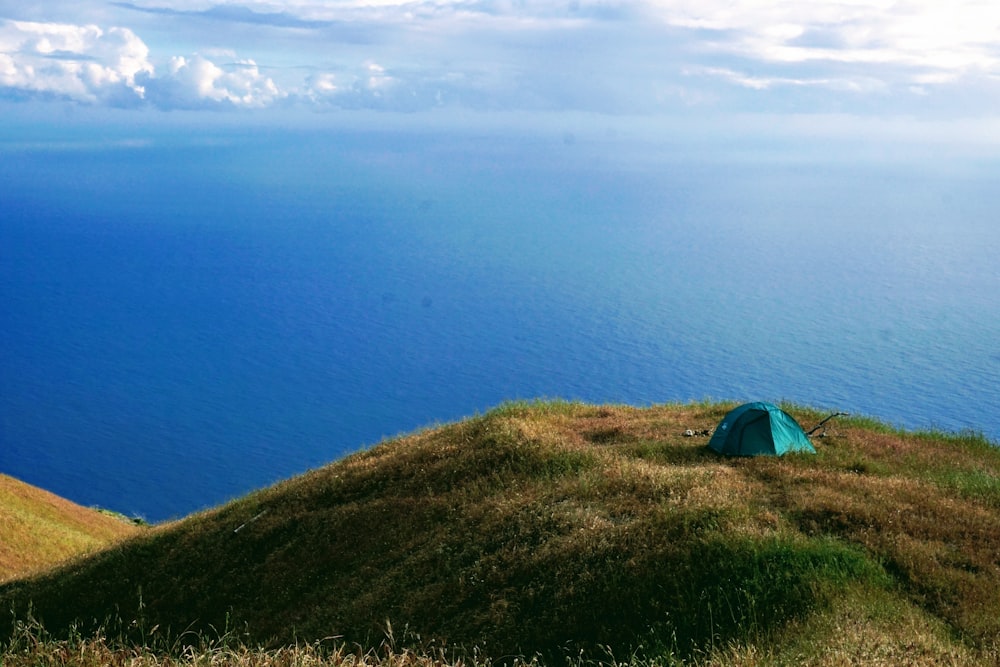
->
[146,54,283,107]
[0,20,152,103]
[305,71,337,96]
[303,61,450,110]
[364,62,392,90]
[0,18,283,108]
[648,0,1000,84]
[691,65,886,94]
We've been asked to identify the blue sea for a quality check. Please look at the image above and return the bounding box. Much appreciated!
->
[2,125,999,521]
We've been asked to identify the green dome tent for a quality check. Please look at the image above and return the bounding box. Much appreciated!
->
[708,402,815,456]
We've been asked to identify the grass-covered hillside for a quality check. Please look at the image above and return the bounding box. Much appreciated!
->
[0,473,140,582]
[2,401,1000,665]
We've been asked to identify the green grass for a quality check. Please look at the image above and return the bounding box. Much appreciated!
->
[2,401,1000,665]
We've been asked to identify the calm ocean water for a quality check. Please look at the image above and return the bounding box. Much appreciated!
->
[2,129,999,521]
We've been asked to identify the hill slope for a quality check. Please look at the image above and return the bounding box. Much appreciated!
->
[0,473,140,582]
[2,401,999,664]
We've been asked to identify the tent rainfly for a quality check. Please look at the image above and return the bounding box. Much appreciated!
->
[708,402,815,456]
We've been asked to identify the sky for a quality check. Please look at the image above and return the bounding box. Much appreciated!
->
[3,0,1000,144]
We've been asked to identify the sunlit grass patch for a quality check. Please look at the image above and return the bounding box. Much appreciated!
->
[771,585,979,666]
[0,474,140,582]
[931,469,1000,507]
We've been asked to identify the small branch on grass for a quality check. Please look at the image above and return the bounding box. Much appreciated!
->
[806,412,849,437]
[233,511,267,534]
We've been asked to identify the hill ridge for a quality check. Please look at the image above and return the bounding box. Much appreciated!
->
[2,401,999,664]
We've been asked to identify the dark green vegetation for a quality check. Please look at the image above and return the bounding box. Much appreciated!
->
[3,401,1000,665]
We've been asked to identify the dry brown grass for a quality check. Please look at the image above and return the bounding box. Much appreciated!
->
[0,629,526,667]
[0,473,140,582]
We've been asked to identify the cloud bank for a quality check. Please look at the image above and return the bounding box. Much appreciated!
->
[0,18,284,108]
[2,1,1000,114]
[144,55,282,108]
[0,20,151,104]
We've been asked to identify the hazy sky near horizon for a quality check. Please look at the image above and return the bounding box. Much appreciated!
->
[4,0,1000,136]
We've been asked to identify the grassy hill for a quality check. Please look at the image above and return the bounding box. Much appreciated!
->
[2,401,1000,665]
[0,473,140,583]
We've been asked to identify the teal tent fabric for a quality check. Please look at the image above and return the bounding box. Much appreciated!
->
[708,402,815,456]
